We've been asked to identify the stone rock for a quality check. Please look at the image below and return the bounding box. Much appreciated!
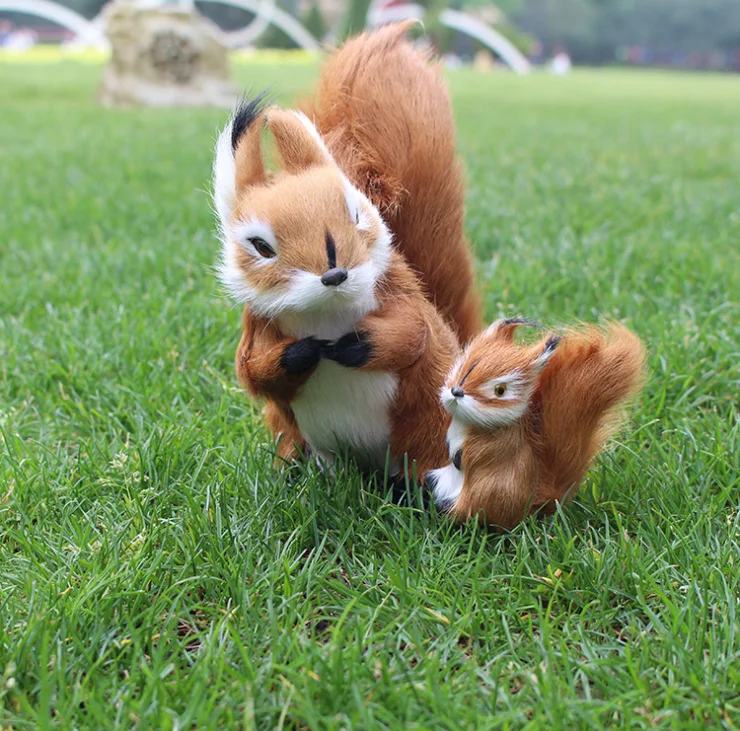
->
[473,49,495,72]
[99,0,236,107]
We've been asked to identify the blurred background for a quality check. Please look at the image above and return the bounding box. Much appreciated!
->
[1,0,739,72]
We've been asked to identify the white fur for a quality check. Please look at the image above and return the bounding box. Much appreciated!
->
[440,386,458,412]
[533,343,558,372]
[213,119,247,302]
[278,292,379,341]
[232,218,278,256]
[218,225,390,322]
[218,218,279,303]
[446,418,467,462]
[291,110,334,163]
[343,178,373,231]
[276,260,377,322]
[428,464,464,511]
[217,236,254,304]
[441,387,529,429]
[212,122,235,233]
[369,220,392,279]
[484,318,507,336]
[485,318,537,336]
[216,220,279,296]
[291,360,399,471]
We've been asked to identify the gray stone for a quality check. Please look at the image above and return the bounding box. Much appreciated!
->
[99,0,236,107]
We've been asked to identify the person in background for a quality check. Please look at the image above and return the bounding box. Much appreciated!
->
[0,19,14,47]
[550,44,572,75]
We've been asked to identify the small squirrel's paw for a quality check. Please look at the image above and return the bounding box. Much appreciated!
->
[281,337,327,375]
[323,331,373,368]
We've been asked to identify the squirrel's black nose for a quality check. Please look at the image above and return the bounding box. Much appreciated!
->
[451,386,465,398]
[321,267,348,287]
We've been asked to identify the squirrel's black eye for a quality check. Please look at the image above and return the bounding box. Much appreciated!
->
[249,237,276,259]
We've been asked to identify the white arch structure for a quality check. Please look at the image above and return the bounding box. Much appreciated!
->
[203,0,270,48]
[196,0,319,49]
[0,0,106,45]
[0,0,318,49]
[368,1,532,74]
[439,9,531,74]
[1,0,529,67]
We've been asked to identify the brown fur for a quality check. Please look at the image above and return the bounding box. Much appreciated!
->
[303,22,482,343]
[437,321,647,529]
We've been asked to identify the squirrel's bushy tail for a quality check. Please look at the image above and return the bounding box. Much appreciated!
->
[303,22,482,343]
[536,324,647,503]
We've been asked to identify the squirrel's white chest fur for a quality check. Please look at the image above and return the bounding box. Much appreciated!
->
[429,418,468,510]
[291,360,399,471]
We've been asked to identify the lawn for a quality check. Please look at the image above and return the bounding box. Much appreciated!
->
[1,57,739,729]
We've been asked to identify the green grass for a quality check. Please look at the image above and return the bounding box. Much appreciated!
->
[1,59,739,729]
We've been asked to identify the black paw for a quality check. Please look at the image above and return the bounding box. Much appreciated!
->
[323,331,373,368]
[388,475,431,509]
[281,337,327,375]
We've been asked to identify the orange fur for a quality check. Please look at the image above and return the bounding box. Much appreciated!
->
[428,320,647,529]
[303,22,482,343]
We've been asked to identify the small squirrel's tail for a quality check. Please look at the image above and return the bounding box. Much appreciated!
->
[536,323,647,505]
[303,22,482,343]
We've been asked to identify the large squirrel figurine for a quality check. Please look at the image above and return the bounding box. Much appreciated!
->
[212,24,477,474]
[427,320,646,529]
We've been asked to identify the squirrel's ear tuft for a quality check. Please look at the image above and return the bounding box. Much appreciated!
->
[487,317,541,342]
[231,93,269,153]
[266,108,334,174]
[532,334,561,371]
[213,93,268,231]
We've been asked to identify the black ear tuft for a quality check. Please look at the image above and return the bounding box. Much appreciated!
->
[231,91,269,153]
[502,317,541,329]
[543,335,561,353]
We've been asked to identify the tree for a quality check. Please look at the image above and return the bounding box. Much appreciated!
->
[303,0,326,42]
[340,0,372,41]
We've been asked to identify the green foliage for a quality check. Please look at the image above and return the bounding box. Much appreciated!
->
[510,0,740,63]
[339,0,372,41]
[302,1,326,43]
[1,60,740,728]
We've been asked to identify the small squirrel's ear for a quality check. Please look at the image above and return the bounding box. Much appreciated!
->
[532,335,561,372]
[213,94,268,229]
[265,108,333,174]
[487,317,541,342]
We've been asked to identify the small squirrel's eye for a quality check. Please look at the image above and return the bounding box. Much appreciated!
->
[249,237,276,259]
[494,383,507,398]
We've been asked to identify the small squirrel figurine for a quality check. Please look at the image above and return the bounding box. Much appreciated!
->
[426,319,647,529]
[212,24,480,476]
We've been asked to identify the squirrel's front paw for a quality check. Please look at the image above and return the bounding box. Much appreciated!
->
[323,331,373,368]
[281,337,327,375]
